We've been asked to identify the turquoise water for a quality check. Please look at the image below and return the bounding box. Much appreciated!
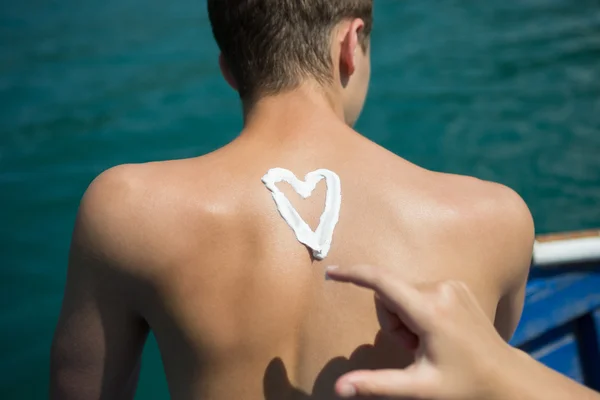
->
[1,0,599,398]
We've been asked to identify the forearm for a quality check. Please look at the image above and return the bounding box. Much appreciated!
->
[492,348,600,400]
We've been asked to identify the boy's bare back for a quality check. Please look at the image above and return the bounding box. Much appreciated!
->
[51,120,533,399]
[50,2,533,398]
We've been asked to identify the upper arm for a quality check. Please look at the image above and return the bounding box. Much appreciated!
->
[50,167,150,400]
[494,269,529,341]
[488,185,535,341]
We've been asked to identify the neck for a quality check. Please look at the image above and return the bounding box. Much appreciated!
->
[240,83,347,140]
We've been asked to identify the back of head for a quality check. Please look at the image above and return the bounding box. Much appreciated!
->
[207,0,373,116]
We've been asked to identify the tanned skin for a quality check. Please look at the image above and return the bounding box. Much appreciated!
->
[51,18,534,400]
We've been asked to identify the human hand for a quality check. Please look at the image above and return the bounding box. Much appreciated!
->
[326,264,516,400]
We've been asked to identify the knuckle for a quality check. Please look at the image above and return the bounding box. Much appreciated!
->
[437,281,457,300]
[429,281,463,315]
[353,380,379,397]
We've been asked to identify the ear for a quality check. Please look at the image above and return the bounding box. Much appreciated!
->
[339,19,365,79]
[219,53,238,91]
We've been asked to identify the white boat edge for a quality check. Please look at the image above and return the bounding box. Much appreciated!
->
[533,232,600,267]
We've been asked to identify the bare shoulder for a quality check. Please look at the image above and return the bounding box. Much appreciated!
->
[74,164,156,266]
[74,160,213,273]
[458,175,533,243]
[429,174,535,337]
[80,163,150,217]
[440,174,534,233]
[424,173,534,286]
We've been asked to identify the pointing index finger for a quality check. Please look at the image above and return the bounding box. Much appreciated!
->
[326,264,429,335]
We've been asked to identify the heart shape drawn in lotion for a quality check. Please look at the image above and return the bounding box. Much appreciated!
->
[262,168,341,260]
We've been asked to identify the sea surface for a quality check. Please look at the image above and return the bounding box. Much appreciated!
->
[1,0,599,398]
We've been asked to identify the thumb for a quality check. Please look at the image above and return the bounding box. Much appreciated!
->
[335,368,431,399]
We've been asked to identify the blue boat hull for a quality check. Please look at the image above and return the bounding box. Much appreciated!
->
[511,264,600,389]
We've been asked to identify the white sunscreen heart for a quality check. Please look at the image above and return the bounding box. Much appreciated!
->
[261,168,341,260]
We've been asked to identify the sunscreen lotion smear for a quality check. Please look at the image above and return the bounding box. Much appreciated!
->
[261,168,341,260]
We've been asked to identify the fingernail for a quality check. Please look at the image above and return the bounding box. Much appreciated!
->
[325,265,339,280]
[337,382,356,397]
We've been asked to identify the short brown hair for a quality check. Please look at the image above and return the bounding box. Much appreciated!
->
[208,0,373,101]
